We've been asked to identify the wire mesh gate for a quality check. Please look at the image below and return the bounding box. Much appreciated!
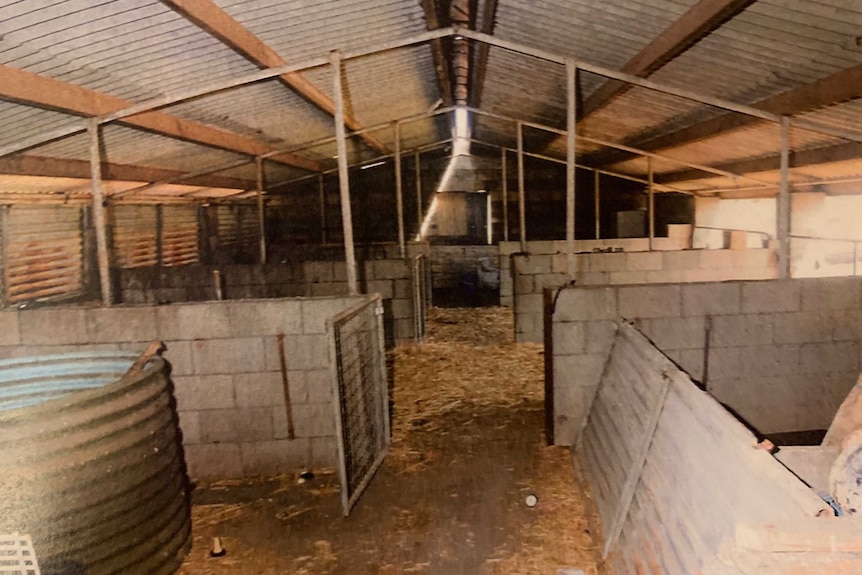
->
[411,254,429,343]
[328,295,390,516]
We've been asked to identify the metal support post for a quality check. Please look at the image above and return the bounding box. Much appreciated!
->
[501,148,509,242]
[777,116,792,279]
[331,50,358,294]
[517,121,526,252]
[648,157,655,251]
[319,174,327,244]
[394,122,405,257]
[87,119,112,305]
[256,157,267,264]
[566,61,577,279]
[414,150,423,233]
[594,170,600,240]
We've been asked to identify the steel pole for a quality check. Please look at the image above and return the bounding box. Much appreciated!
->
[594,170,601,240]
[566,61,577,279]
[778,116,791,279]
[501,148,509,242]
[256,157,267,264]
[319,174,327,244]
[394,122,405,257]
[648,157,655,251]
[517,121,526,252]
[87,119,112,305]
[331,50,358,294]
[414,149,423,233]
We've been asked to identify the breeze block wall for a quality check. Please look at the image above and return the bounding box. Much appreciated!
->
[502,239,778,342]
[550,277,862,445]
[0,296,369,480]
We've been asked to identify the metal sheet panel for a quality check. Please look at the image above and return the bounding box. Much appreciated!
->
[0,351,191,575]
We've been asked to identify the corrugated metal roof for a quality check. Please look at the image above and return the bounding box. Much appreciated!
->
[0,0,861,199]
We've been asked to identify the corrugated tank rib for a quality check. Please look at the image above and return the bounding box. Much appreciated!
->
[0,351,191,575]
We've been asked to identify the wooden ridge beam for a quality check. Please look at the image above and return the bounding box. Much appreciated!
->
[0,63,319,172]
[161,0,388,154]
[596,63,862,167]
[581,0,755,119]
[421,0,454,107]
[469,0,499,108]
[0,155,254,190]
[656,141,862,184]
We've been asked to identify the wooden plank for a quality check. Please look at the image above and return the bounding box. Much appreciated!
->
[420,0,454,106]
[161,0,387,154]
[581,0,755,118]
[595,63,862,168]
[657,141,862,184]
[0,63,318,172]
[736,521,862,553]
[0,155,254,190]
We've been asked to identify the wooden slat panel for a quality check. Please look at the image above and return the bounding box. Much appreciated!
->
[3,205,83,303]
[161,206,200,267]
[111,205,158,269]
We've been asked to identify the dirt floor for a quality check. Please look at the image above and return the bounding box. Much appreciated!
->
[177,307,602,575]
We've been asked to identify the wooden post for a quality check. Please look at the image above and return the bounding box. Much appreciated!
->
[648,157,655,251]
[331,50,358,295]
[256,157,267,264]
[778,116,791,279]
[318,174,327,244]
[87,119,112,306]
[517,121,526,252]
[594,170,600,240]
[501,148,509,242]
[394,122,405,257]
[566,61,577,279]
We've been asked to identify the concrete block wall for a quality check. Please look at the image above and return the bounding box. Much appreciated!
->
[502,240,778,342]
[0,296,367,480]
[550,277,862,445]
[301,258,418,343]
[430,245,498,290]
[117,264,304,304]
[117,257,421,344]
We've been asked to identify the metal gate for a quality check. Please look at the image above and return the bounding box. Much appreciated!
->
[411,254,429,342]
[328,296,390,516]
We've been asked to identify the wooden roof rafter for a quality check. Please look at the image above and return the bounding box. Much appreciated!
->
[159,0,389,155]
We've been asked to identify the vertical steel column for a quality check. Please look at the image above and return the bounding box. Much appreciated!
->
[331,50,358,295]
[256,157,267,264]
[648,157,655,251]
[414,149,423,233]
[87,119,112,306]
[777,116,791,279]
[594,170,601,240]
[566,61,577,279]
[394,122,405,257]
[501,148,509,242]
[517,121,526,252]
[319,174,327,244]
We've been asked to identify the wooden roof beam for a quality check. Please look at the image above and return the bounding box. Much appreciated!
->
[161,0,388,154]
[594,63,862,167]
[0,64,318,172]
[469,0,499,108]
[657,141,862,184]
[0,155,254,190]
[580,0,755,119]
[421,0,455,107]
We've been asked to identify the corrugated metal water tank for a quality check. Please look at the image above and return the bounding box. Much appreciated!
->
[0,351,191,575]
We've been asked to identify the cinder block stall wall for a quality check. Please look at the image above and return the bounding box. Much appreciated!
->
[0,297,367,479]
[502,239,777,342]
[550,278,862,446]
[116,257,420,344]
[430,245,498,290]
